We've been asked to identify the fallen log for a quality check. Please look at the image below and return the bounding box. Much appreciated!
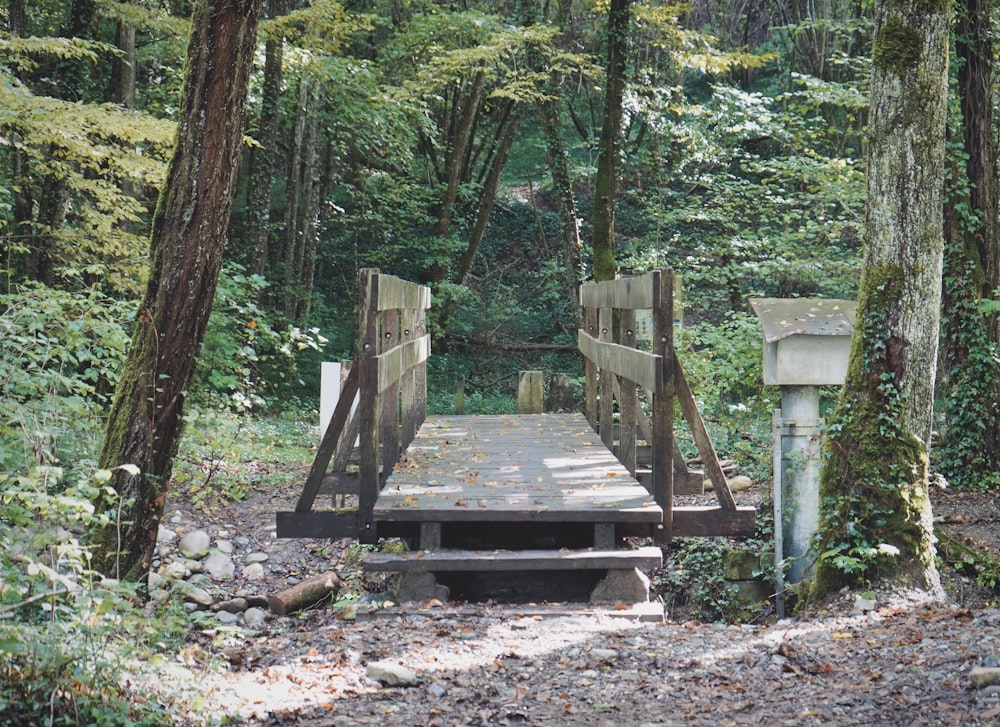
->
[268,571,341,615]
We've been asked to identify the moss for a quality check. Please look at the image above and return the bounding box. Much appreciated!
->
[811,263,936,597]
[872,18,922,76]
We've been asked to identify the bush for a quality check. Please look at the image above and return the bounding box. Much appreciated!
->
[0,467,188,726]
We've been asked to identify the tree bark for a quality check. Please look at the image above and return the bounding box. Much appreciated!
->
[813,0,948,597]
[938,0,1000,487]
[110,19,137,108]
[91,0,264,581]
[591,0,629,282]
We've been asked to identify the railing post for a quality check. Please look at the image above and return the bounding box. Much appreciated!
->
[583,301,598,428]
[598,306,614,451]
[358,268,380,543]
[652,269,674,541]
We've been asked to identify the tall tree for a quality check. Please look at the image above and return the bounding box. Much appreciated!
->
[938,0,1000,487]
[812,0,948,596]
[91,0,264,580]
[591,0,629,282]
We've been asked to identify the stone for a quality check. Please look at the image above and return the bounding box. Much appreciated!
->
[178,530,211,559]
[590,648,619,662]
[723,549,761,581]
[214,597,248,614]
[367,661,419,687]
[204,553,236,580]
[149,588,171,604]
[590,568,650,604]
[175,581,213,608]
[157,526,177,544]
[148,572,165,589]
[396,571,450,603]
[244,607,268,628]
[216,539,234,554]
[217,611,239,625]
[161,562,188,581]
[245,551,270,564]
[971,667,1000,689]
[243,562,266,581]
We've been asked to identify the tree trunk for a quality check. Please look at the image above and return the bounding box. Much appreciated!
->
[91,0,264,581]
[430,71,487,286]
[937,0,1000,488]
[812,0,948,597]
[246,33,283,280]
[591,0,629,282]
[110,19,137,108]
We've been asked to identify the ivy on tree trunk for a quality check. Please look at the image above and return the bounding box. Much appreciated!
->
[812,0,948,598]
[91,0,264,581]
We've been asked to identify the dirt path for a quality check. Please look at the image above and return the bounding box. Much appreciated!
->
[155,451,1000,725]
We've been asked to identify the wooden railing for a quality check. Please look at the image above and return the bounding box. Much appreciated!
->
[277,269,431,541]
[578,269,739,539]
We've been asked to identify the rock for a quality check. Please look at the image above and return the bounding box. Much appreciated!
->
[149,588,171,604]
[367,661,419,687]
[244,607,268,628]
[217,611,240,625]
[178,530,211,559]
[723,549,761,581]
[245,551,270,564]
[854,595,878,613]
[161,562,188,581]
[985,655,1000,668]
[175,581,214,608]
[243,562,266,581]
[705,475,752,492]
[148,572,165,589]
[245,594,270,609]
[396,572,450,603]
[590,568,650,604]
[204,553,236,580]
[590,648,619,662]
[971,667,1000,688]
[216,539,234,554]
[214,597,248,614]
[157,526,177,544]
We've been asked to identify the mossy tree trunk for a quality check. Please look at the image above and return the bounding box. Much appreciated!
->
[938,0,1000,488]
[591,0,629,283]
[90,0,264,581]
[812,0,949,597]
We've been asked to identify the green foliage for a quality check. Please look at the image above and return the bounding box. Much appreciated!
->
[656,539,741,622]
[0,284,132,474]
[0,467,188,725]
[172,410,316,513]
[193,263,327,412]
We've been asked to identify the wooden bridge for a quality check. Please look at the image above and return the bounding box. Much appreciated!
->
[277,268,755,604]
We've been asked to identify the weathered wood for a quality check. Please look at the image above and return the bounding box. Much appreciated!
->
[673,356,737,510]
[365,546,663,573]
[268,570,341,615]
[517,371,544,414]
[598,307,615,451]
[275,510,361,539]
[617,309,638,476]
[294,364,359,512]
[579,270,662,310]
[672,506,756,538]
[594,523,616,549]
[377,334,430,393]
[374,273,432,312]
[652,273,674,538]
[380,308,401,488]
[358,269,381,541]
[577,329,663,393]
[584,307,598,428]
[420,522,442,549]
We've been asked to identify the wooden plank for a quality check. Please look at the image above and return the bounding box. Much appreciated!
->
[358,269,380,542]
[294,364,359,512]
[583,307,598,428]
[579,270,662,310]
[598,307,615,452]
[578,329,663,393]
[673,356,737,511]
[617,308,638,476]
[364,546,663,573]
[376,334,430,393]
[652,274,674,539]
[276,510,362,539]
[373,501,663,523]
[671,506,756,538]
[374,272,432,312]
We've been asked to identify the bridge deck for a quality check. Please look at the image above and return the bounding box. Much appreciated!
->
[374,413,662,524]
